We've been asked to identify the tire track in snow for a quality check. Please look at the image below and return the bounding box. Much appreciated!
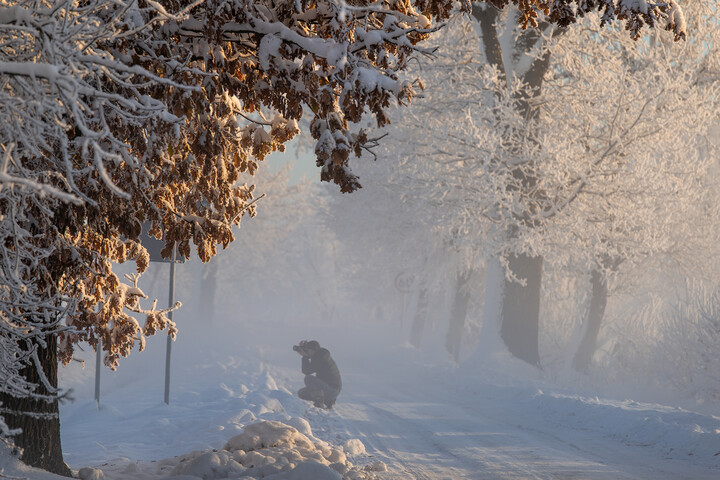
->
[331,376,657,480]
[334,392,553,480]
[335,399,464,480]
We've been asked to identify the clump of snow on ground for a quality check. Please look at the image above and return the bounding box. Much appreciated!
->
[0,441,65,480]
[78,467,104,480]
[342,439,365,456]
[223,419,314,451]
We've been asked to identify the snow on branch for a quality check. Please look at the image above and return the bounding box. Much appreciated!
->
[0,0,198,421]
[0,145,82,204]
[486,0,686,40]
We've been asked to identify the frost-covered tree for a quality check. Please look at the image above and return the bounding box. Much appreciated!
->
[0,0,455,472]
[350,2,713,366]
[0,2,186,473]
[537,5,720,370]
[490,1,719,369]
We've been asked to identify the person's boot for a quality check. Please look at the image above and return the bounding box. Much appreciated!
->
[312,390,325,408]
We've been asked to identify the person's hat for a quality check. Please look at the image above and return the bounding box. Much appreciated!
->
[305,340,320,350]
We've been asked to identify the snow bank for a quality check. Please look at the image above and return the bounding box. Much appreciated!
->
[146,420,369,480]
[62,418,373,480]
[528,391,720,464]
[0,441,64,480]
[451,361,720,471]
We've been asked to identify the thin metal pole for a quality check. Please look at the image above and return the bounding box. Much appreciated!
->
[94,337,101,409]
[164,246,176,405]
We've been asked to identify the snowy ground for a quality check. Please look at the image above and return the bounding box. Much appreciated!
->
[2,317,719,480]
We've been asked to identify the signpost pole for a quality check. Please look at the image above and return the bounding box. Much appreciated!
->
[94,337,102,409]
[164,246,176,405]
[139,222,184,405]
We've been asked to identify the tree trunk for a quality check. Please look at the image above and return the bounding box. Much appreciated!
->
[478,257,505,354]
[500,253,543,365]
[572,269,607,372]
[471,6,553,367]
[472,5,504,78]
[445,270,473,363]
[0,334,72,476]
[409,285,430,348]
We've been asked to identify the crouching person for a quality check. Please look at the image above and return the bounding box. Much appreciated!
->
[293,340,342,409]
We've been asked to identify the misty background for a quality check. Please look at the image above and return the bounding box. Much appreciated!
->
[61,135,720,421]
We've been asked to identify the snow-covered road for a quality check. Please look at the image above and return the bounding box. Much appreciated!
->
[306,366,720,480]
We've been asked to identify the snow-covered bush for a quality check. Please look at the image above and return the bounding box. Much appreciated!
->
[597,281,720,406]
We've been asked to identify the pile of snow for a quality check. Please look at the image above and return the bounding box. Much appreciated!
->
[0,441,63,480]
[105,420,372,480]
[527,391,720,463]
[62,418,377,480]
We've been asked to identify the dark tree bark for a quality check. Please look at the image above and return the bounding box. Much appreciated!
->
[472,5,504,78]
[473,5,551,366]
[0,334,72,477]
[500,253,543,365]
[445,270,473,363]
[572,269,607,372]
[410,285,430,348]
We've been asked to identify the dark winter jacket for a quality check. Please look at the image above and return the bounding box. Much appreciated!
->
[302,348,342,390]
